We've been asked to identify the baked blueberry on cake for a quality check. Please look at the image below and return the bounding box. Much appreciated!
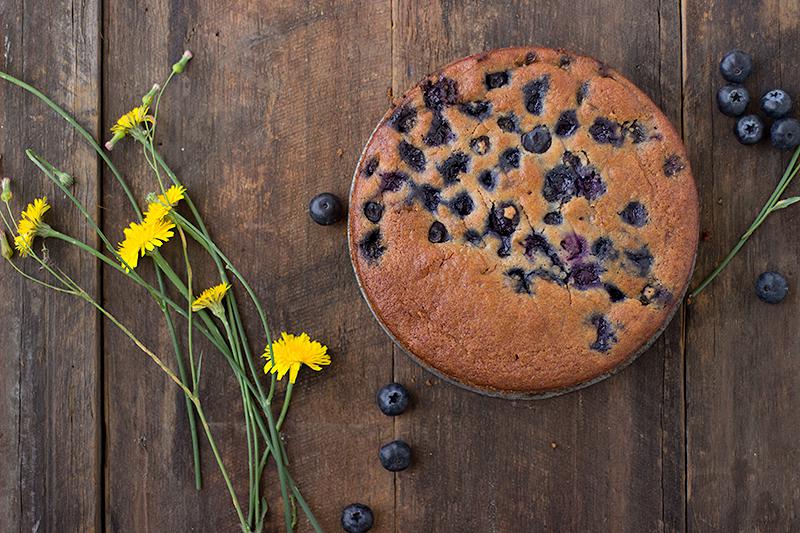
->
[348,47,699,397]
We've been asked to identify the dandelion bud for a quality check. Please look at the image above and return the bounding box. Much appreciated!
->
[172,50,193,74]
[105,131,125,151]
[0,230,12,260]
[54,169,74,188]
[0,177,11,203]
[141,83,161,107]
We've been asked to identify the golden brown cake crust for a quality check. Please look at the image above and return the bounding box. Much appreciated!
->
[348,47,698,397]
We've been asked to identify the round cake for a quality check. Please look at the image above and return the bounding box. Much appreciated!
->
[348,47,698,397]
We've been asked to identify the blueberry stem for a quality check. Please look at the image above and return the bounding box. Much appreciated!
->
[690,146,800,299]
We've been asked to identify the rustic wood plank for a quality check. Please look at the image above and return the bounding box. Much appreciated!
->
[684,1,800,531]
[102,1,394,531]
[391,1,686,531]
[0,0,102,531]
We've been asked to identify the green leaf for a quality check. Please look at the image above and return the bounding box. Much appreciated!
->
[772,196,800,211]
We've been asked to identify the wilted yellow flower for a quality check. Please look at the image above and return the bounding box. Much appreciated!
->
[191,283,231,316]
[144,185,186,221]
[14,197,50,257]
[263,332,330,383]
[117,216,175,271]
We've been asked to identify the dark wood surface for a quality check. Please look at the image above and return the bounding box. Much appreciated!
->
[1,1,798,531]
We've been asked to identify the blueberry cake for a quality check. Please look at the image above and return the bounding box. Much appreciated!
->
[348,47,698,397]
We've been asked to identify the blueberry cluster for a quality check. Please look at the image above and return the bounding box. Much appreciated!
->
[341,383,414,533]
[717,50,800,150]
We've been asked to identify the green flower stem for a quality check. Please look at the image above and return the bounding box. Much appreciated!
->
[63,272,248,532]
[690,146,800,299]
[220,314,258,526]
[276,382,294,430]
[158,270,203,490]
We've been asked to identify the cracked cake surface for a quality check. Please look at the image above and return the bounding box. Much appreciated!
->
[348,47,699,396]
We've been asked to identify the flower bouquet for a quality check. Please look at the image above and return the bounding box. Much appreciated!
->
[1,52,325,533]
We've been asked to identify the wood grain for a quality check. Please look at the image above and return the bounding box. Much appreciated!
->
[102,1,395,531]
[391,1,686,531]
[684,1,800,531]
[4,0,800,531]
[0,0,101,531]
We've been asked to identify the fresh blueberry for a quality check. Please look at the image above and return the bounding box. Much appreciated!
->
[575,167,606,201]
[760,89,793,119]
[734,114,764,145]
[554,109,579,137]
[626,121,648,144]
[755,271,788,304]
[341,503,374,533]
[309,193,344,225]
[363,201,384,223]
[377,383,410,416]
[428,221,449,243]
[619,201,649,227]
[770,118,800,150]
[719,50,753,83]
[379,440,412,472]
[521,126,552,154]
[717,85,750,117]
[576,81,590,105]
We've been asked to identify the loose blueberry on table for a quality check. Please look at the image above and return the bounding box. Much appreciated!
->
[734,114,764,145]
[770,118,800,151]
[379,440,412,472]
[719,49,753,83]
[717,84,749,117]
[341,503,374,533]
[760,89,793,119]
[377,383,410,416]
[309,192,344,225]
[755,271,789,304]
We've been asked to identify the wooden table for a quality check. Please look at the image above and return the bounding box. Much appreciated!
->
[1,1,798,531]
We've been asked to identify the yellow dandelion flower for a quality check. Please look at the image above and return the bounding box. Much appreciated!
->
[14,197,50,257]
[263,332,330,384]
[144,185,186,221]
[110,105,154,136]
[191,283,231,316]
[117,216,175,271]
